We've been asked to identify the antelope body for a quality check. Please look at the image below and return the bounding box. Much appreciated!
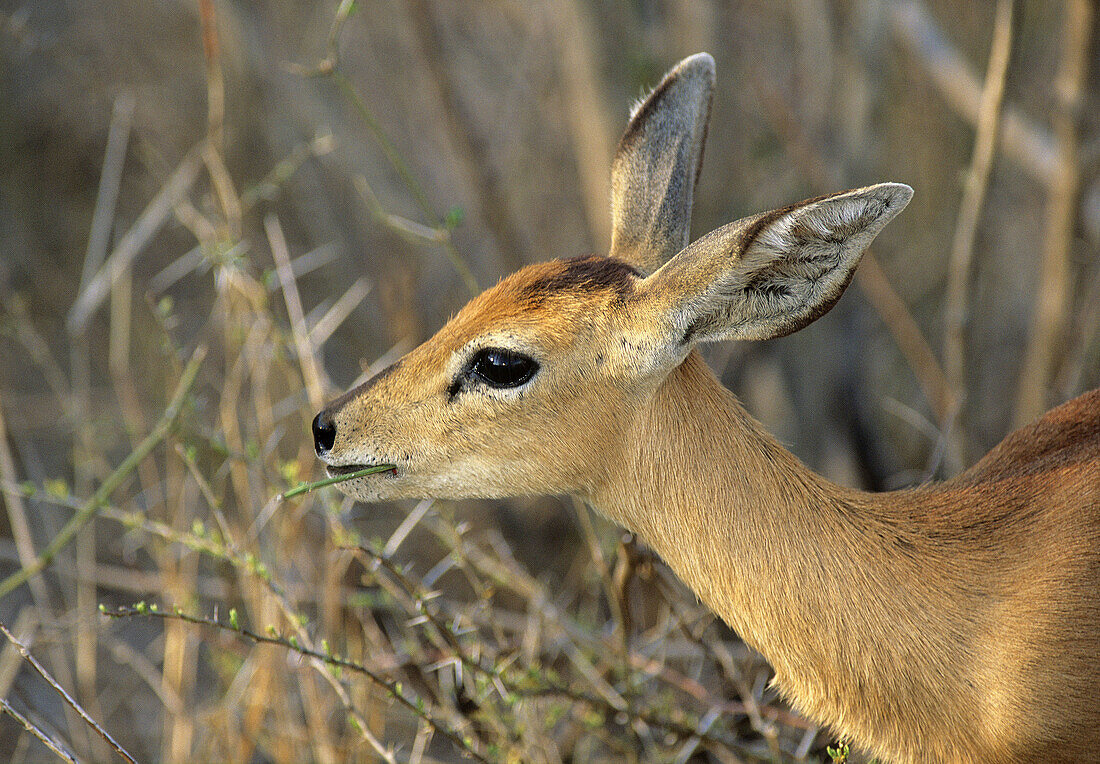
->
[313,54,1100,763]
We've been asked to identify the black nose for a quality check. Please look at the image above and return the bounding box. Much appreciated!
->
[312,411,337,455]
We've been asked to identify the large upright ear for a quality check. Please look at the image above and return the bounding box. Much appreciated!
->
[640,183,913,346]
[609,53,715,275]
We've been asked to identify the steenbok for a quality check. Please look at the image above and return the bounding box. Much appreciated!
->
[313,54,1100,763]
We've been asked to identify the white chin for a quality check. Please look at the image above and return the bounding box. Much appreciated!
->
[336,479,386,502]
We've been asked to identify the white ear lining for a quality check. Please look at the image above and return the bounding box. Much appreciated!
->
[650,184,912,347]
[754,193,892,258]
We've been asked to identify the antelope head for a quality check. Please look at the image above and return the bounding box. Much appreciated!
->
[312,53,911,507]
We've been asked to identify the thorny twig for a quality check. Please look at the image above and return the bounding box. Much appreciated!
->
[102,604,490,764]
[351,534,777,757]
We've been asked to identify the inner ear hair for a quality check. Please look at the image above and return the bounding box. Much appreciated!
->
[671,183,913,345]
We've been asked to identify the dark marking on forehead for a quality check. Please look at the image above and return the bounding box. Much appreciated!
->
[519,256,640,304]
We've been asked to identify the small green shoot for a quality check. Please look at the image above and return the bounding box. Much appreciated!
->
[827,741,850,763]
[277,464,397,500]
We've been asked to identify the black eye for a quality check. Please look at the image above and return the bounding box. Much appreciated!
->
[468,348,539,389]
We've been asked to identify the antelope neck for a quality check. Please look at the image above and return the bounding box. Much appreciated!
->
[586,351,982,758]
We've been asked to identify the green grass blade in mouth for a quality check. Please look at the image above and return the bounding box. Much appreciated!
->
[279,464,396,500]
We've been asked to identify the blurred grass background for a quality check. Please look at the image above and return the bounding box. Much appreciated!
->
[0,0,1097,761]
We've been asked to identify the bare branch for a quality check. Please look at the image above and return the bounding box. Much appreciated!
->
[1014,0,1095,425]
[0,622,136,764]
[0,698,79,764]
[103,604,483,764]
[942,0,1015,466]
[888,0,1057,184]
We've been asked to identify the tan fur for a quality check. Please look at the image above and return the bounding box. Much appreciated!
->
[314,54,1100,762]
[593,355,1100,763]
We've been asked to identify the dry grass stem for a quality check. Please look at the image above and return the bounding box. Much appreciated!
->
[266,214,327,411]
[198,0,225,151]
[751,67,954,426]
[408,0,529,273]
[81,93,135,292]
[67,146,205,336]
[0,399,53,608]
[546,0,614,251]
[308,278,371,347]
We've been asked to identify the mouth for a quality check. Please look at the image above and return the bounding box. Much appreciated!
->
[325,463,398,479]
